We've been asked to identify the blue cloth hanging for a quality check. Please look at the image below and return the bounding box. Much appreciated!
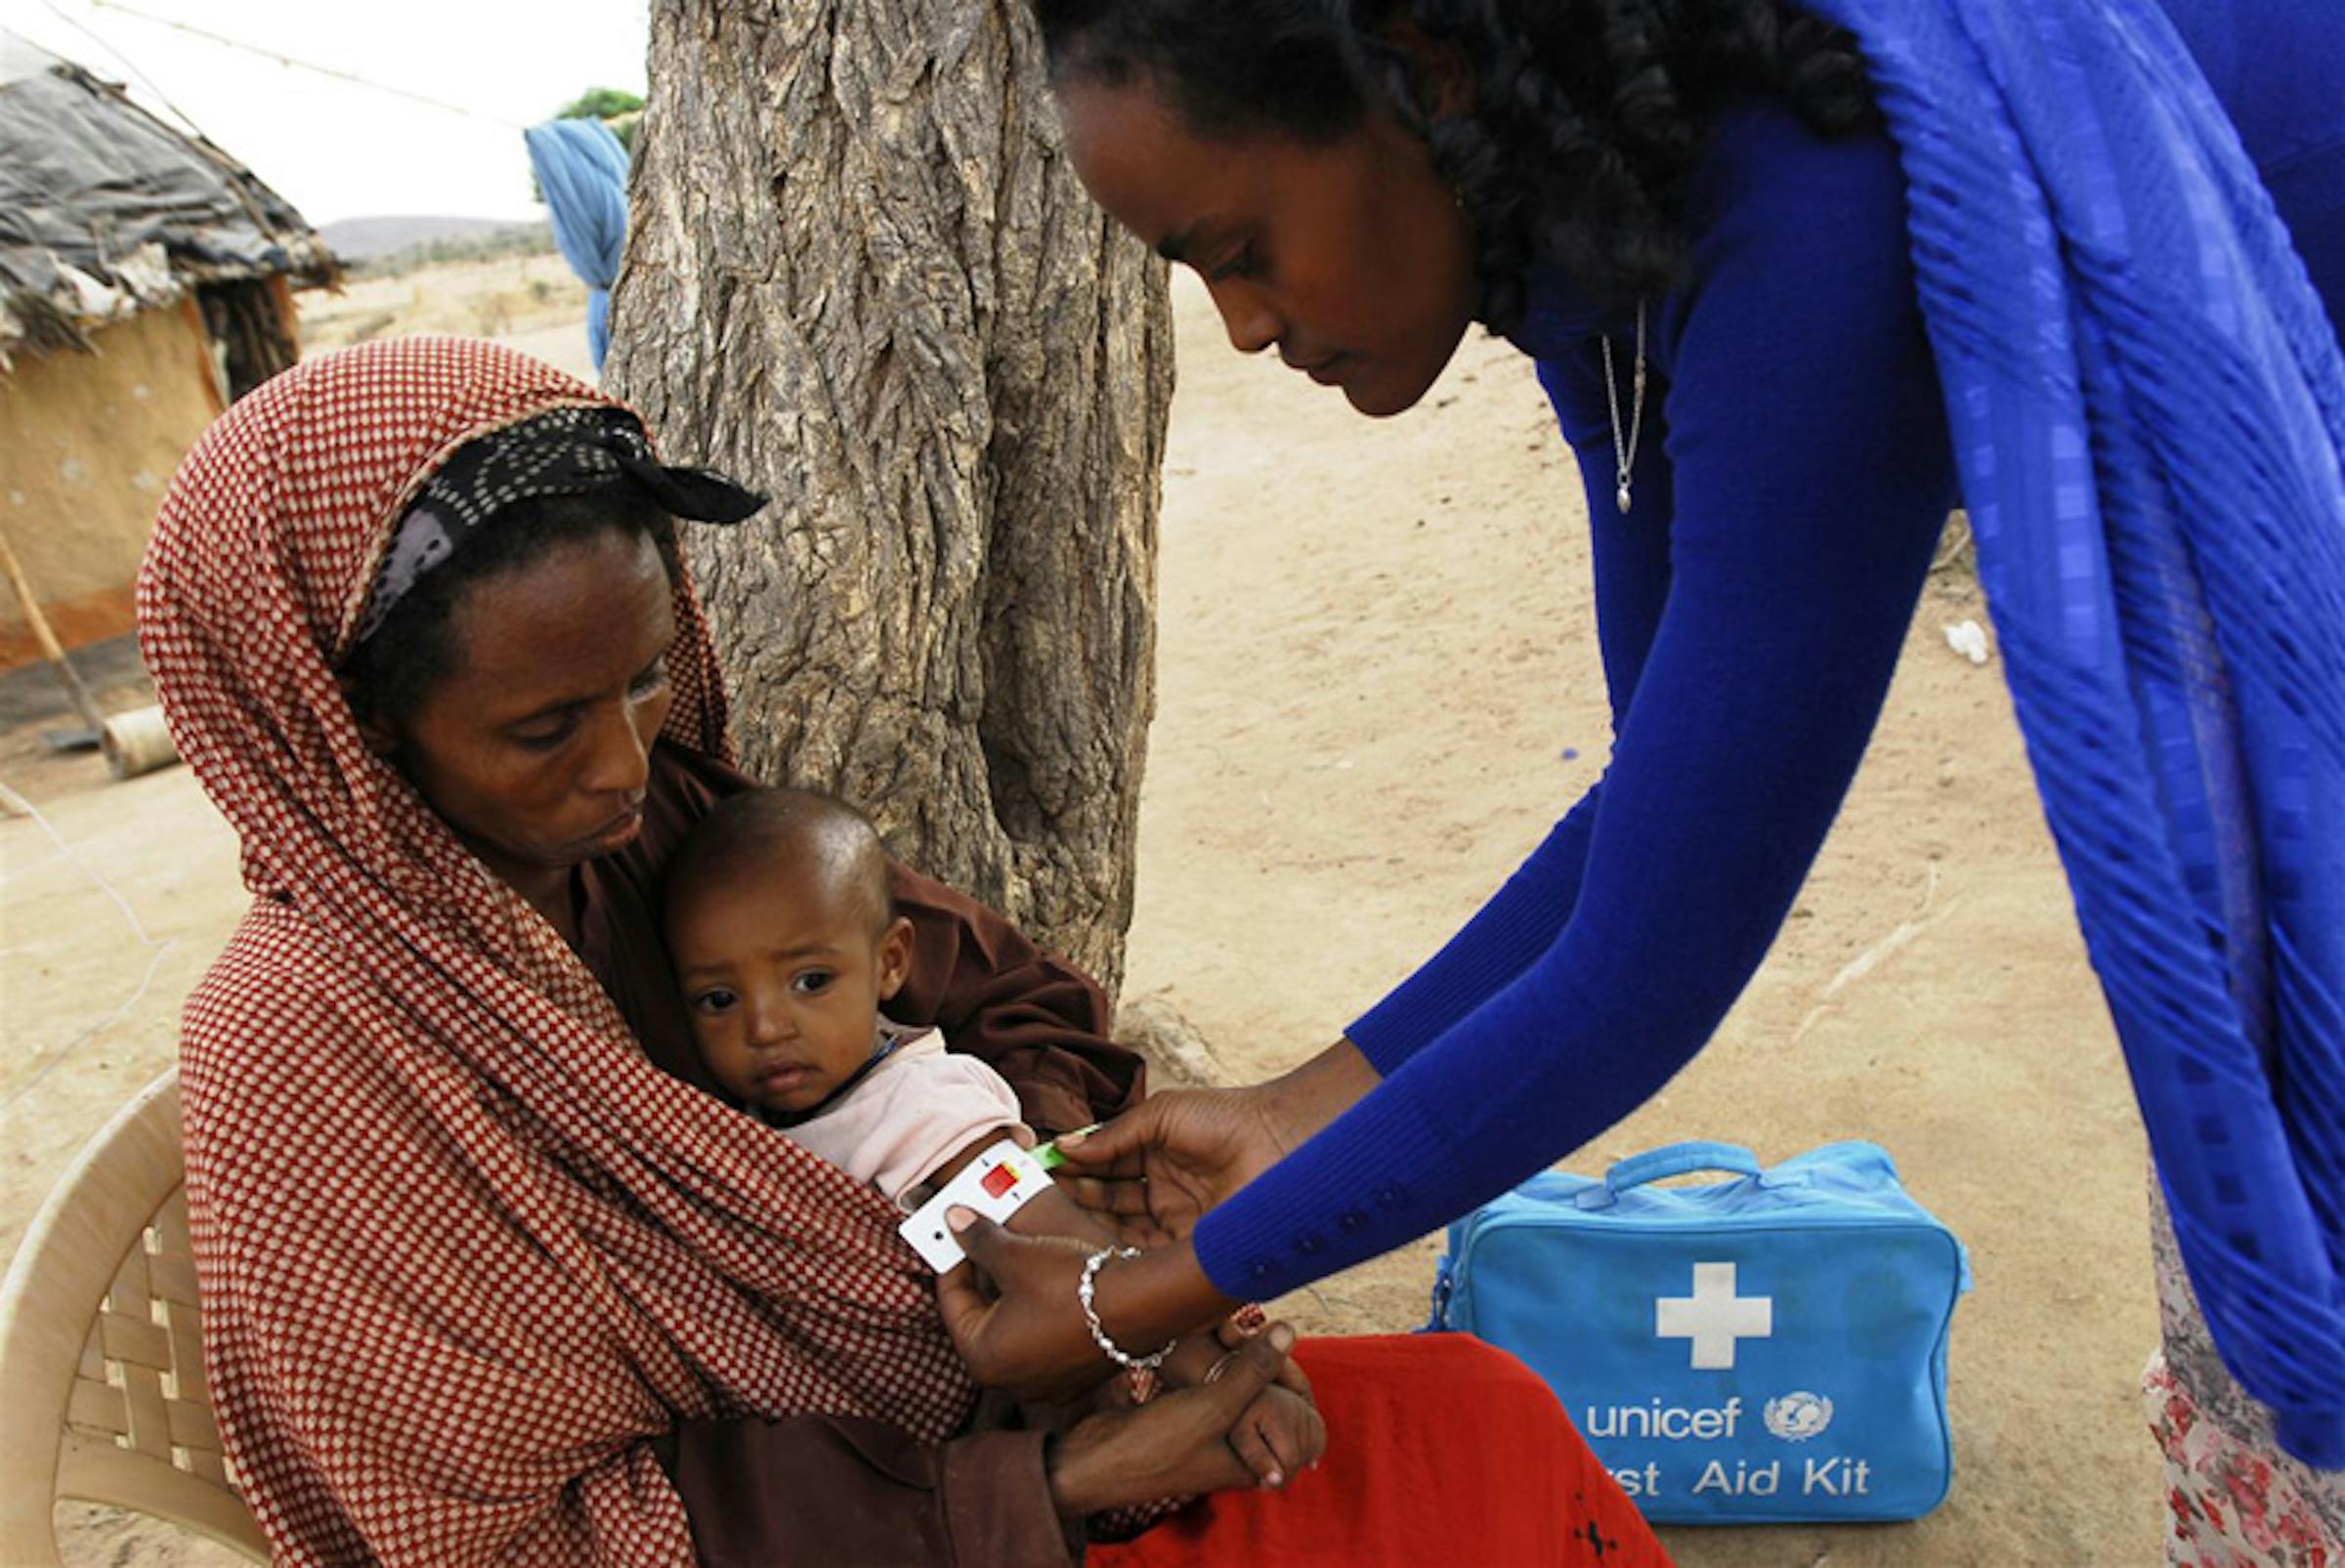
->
[524,117,631,372]
[1797,0,2345,1465]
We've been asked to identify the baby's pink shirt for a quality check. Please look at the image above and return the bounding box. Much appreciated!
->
[779,1028,1029,1206]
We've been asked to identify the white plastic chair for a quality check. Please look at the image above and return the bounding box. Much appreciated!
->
[0,1070,268,1563]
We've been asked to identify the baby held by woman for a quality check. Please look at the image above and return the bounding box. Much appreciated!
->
[663,787,1040,1207]
[661,787,1317,1482]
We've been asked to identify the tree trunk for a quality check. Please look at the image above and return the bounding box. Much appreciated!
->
[608,0,1172,998]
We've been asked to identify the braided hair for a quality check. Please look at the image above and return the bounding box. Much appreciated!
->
[1032,0,1877,330]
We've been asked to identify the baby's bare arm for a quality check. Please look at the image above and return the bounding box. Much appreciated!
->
[917,1131,1121,1250]
[1006,1180,1121,1248]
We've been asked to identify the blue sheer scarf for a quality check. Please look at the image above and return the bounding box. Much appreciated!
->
[1798,0,2345,1464]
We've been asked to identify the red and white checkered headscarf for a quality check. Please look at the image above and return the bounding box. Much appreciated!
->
[139,338,975,1563]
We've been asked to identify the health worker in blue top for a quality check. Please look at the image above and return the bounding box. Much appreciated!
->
[935,0,2345,1525]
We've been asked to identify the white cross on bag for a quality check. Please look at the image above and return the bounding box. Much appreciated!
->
[1655,1261,1773,1370]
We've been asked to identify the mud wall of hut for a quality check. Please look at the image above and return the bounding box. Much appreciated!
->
[0,303,222,668]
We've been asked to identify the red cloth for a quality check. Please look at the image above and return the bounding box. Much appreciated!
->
[1096,1334,1672,1567]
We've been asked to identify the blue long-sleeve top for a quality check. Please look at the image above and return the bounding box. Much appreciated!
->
[1193,100,1962,1299]
[1192,0,2345,1302]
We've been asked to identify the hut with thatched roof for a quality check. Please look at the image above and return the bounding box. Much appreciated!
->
[0,36,336,668]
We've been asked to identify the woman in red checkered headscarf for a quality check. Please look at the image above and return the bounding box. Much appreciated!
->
[141,336,1662,1566]
[135,335,1241,1562]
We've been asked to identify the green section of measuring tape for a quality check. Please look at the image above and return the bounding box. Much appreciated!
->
[1031,1123,1099,1172]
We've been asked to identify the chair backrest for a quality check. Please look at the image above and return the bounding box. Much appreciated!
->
[0,1069,269,1564]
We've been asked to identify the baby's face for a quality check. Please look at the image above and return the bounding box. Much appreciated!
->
[669,868,912,1115]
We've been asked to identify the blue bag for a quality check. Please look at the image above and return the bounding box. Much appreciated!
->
[1427,1140,1970,1525]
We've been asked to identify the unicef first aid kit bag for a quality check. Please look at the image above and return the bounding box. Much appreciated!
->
[1427,1140,1969,1524]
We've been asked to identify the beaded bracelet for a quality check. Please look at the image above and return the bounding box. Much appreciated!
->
[1077,1246,1176,1372]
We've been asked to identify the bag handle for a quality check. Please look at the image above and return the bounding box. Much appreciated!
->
[1579,1141,1765,1208]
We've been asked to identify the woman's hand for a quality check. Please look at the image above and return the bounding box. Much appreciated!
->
[931,1220,1111,1403]
[1180,1315,1323,1489]
[1225,1379,1325,1492]
[1053,1039,1383,1243]
[1045,1324,1325,1516]
[935,1214,1235,1400]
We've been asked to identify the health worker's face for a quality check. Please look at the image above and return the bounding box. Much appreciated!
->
[1059,75,1478,418]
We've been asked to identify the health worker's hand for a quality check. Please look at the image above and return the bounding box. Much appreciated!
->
[1052,1040,1382,1243]
[1051,1086,1292,1244]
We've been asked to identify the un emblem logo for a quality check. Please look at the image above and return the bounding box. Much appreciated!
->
[1764,1391,1834,1442]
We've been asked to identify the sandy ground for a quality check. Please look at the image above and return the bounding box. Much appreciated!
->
[2,272,2159,1562]
[299,253,592,366]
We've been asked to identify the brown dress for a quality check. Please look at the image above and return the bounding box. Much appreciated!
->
[587,742,1145,1565]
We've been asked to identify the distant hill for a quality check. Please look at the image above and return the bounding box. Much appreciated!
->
[320,215,552,266]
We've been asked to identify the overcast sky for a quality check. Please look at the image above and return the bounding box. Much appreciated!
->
[2,0,651,224]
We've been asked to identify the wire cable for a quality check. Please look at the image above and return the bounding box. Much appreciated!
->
[24,0,208,138]
[83,0,527,127]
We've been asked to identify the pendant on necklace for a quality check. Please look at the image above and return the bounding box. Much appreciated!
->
[1616,479,1633,514]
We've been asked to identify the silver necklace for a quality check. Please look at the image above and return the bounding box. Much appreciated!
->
[1600,301,1648,513]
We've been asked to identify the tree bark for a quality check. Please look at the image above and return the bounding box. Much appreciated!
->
[608,0,1172,997]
